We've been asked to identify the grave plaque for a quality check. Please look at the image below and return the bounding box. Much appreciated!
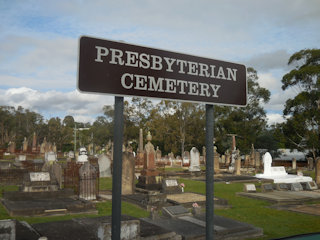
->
[261,183,273,192]
[243,184,256,193]
[291,182,303,191]
[30,172,50,182]
[306,181,318,191]
[162,205,190,218]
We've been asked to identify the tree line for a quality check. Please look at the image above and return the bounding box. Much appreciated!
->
[0,49,319,157]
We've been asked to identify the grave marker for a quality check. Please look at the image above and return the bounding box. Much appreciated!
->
[306,181,318,191]
[261,183,273,192]
[243,184,256,193]
[291,182,303,191]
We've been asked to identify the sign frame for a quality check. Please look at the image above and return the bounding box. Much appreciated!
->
[78,35,247,107]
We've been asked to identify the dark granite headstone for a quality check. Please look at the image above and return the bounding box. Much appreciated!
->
[275,183,289,191]
[162,179,181,194]
[261,183,273,192]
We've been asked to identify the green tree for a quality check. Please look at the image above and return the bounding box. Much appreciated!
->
[215,67,270,153]
[281,49,320,158]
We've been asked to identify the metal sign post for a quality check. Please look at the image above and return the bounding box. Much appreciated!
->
[205,104,214,239]
[111,96,124,240]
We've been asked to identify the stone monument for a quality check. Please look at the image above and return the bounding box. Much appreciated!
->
[22,137,28,152]
[98,154,111,177]
[316,157,320,185]
[77,147,89,163]
[189,147,201,172]
[32,132,37,152]
[122,152,135,195]
[255,152,312,183]
[136,132,161,190]
[213,146,220,174]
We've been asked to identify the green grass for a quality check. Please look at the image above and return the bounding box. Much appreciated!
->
[2,178,320,239]
[178,178,320,240]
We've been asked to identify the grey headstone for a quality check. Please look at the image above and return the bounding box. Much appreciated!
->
[98,154,111,177]
[306,181,318,191]
[291,182,303,191]
[275,183,289,191]
[162,179,181,194]
[98,220,140,240]
[261,183,273,192]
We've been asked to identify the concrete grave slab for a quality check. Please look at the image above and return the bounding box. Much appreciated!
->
[275,183,289,191]
[143,214,263,240]
[162,205,191,218]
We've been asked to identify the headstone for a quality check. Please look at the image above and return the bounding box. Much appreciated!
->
[243,184,256,193]
[77,147,88,163]
[307,157,314,170]
[189,147,200,172]
[292,158,297,170]
[22,171,58,192]
[137,132,161,190]
[52,142,57,153]
[22,137,28,152]
[214,146,220,174]
[255,151,261,168]
[98,220,140,240]
[263,152,272,175]
[316,157,320,185]
[8,141,15,154]
[68,151,75,159]
[225,150,231,166]
[122,152,135,195]
[162,178,181,194]
[17,154,26,161]
[244,155,250,166]
[154,147,161,161]
[182,151,190,166]
[45,151,57,162]
[291,182,303,191]
[275,183,289,191]
[235,151,241,176]
[98,154,111,177]
[306,181,318,191]
[51,162,63,189]
[79,162,97,200]
[0,219,15,240]
[261,183,274,192]
[40,138,47,154]
[32,132,37,152]
[202,146,206,163]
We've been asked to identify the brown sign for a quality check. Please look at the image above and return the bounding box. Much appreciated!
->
[78,36,247,106]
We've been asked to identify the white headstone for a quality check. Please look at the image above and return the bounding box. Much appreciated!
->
[77,147,88,163]
[189,147,201,172]
[98,154,112,177]
[263,152,272,175]
[30,172,50,182]
[45,151,57,162]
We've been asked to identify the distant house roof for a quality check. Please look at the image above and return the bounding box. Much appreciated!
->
[274,149,307,161]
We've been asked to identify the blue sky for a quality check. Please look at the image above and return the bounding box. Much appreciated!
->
[0,0,319,124]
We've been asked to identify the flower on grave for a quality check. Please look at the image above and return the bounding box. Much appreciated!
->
[150,206,157,212]
[192,202,199,208]
[180,183,185,188]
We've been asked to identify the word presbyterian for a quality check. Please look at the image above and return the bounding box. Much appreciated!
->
[94,45,239,98]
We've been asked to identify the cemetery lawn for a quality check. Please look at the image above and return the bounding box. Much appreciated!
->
[179,178,320,240]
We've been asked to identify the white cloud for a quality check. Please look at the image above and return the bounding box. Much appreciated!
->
[267,113,286,126]
[0,87,114,123]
